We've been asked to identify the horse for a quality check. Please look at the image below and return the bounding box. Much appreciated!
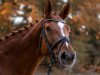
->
[0,0,76,75]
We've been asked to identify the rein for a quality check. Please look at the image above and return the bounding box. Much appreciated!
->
[40,19,70,75]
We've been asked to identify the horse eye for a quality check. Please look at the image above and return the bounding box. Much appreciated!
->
[46,27,52,32]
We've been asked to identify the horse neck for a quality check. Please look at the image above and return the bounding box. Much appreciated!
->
[0,20,44,75]
[19,20,43,74]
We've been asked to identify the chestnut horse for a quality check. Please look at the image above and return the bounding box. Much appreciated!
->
[0,0,76,75]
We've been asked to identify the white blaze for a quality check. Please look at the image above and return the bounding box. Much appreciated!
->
[65,42,69,47]
[58,22,69,47]
[62,0,68,3]
[58,22,65,36]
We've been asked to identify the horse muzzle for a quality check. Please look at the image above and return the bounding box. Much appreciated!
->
[58,51,76,69]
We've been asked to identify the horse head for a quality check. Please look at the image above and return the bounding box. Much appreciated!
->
[40,0,76,69]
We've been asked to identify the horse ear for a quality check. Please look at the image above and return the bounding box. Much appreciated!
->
[59,3,70,19]
[44,0,52,17]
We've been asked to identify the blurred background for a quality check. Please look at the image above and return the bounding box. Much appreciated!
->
[0,0,100,75]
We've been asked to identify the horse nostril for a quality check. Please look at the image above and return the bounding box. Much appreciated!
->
[61,52,68,60]
[70,53,75,61]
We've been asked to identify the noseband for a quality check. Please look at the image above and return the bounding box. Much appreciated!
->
[40,19,70,75]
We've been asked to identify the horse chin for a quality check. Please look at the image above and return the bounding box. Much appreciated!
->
[58,59,72,69]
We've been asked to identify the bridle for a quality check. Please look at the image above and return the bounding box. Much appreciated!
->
[40,19,70,75]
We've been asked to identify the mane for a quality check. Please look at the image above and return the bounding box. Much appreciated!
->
[0,18,42,42]
[0,23,33,42]
[0,19,44,54]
